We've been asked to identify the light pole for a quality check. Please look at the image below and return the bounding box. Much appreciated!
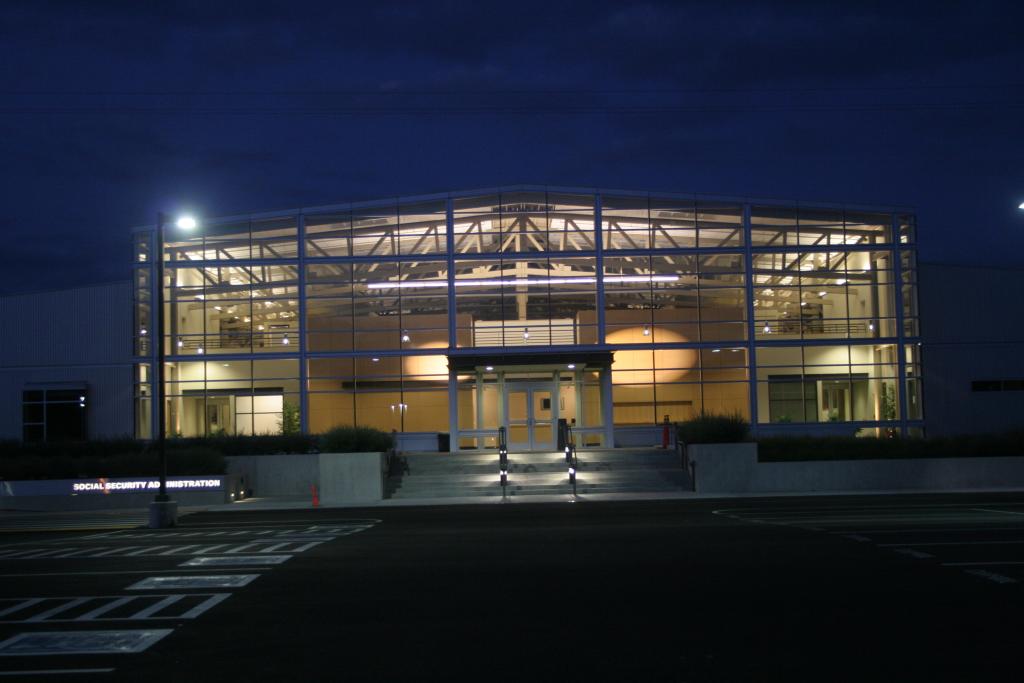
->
[149,211,196,529]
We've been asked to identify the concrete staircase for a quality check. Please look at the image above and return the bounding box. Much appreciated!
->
[385,448,691,500]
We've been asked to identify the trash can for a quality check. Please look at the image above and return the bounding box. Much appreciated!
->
[437,432,450,452]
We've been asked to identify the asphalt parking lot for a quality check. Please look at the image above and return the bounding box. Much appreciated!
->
[0,493,1022,681]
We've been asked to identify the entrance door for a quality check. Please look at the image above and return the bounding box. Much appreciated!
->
[506,384,555,451]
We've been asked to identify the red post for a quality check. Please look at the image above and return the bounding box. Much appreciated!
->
[661,415,670,449]
[311,484,320,508]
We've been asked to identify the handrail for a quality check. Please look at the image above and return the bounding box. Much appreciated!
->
[562,422,578,496]
[498,426,508,494]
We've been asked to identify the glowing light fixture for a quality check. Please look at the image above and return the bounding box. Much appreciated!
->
[642,324,651,336]
[140,328,147,336]
[818,291,826,297]
[711,349,721,353]
[401,330,410,343]
[175,215,198,231]
[176,337,184,348]
[365,274,680,290]
[836,279,847,285]
[763,323,772,334]
[282,334,290,345]
[1019,202,1024,209]
[197,346,204,354]
[522,328,530,340]
[485,365,494,371]
[868,321,875,331]
[372,357,380,362]
[567,364,576,369]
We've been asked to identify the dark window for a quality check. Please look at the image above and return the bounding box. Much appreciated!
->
[22,388,87,443]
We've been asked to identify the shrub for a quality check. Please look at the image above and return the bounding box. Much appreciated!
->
[319,426,393,453]
[758,430,1024,462]
[0,447,226,480]
[677,413,751,445]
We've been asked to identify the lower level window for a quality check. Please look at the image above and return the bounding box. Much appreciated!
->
[22,388,87,442]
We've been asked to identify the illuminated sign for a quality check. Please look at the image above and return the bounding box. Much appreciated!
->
[70,477,225,495]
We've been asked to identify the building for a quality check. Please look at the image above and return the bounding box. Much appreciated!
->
[0,282,135,441]
[125,186,924,449]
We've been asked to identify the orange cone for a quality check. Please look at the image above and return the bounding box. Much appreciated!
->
[311,484,320,508]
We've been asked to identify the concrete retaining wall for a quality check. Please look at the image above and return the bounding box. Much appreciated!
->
[687,443,1024,493]
[226,452,386,504]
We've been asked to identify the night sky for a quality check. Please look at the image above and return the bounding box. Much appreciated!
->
[1,1,1023,294]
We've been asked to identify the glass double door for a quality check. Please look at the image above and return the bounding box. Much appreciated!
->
[506,383,555,451]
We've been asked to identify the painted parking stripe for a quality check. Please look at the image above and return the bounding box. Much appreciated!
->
[289,541,324,553]
[0,599,44,619]
[879,540,1024,547]
[128,575,258,590]
[0,541,324,559]
[0,594,231,623]
[26,598,92,623]
[0,669,116,675]
[75,597,136,621]
[964,569,1018,584]
[942,560,1024,567]
[125,545,171,556]
[258,543,291,553]
[181,555,291,567]
[893,548,934,559]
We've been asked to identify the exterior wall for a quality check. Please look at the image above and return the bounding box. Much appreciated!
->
[0,282,134,440]
[920,263,1024,436]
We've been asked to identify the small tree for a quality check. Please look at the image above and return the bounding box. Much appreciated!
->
[279,401,301,435]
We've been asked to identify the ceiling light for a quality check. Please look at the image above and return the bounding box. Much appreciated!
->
[372,357,380,363]
[485,365,494,371]
[522,328,530,340]
[197,346,204,354]
[176,337,184,348]
[567,364,576,369]
[763,323,772,334]
[711,349,721,353]
[401,330,411,342]
[642,324,651,336]
[282,334,290,345]
[818,291,826,297]
[836,279,847,285]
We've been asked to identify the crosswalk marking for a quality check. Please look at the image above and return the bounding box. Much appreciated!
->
[0,540,330,560]
[0,594,230,623]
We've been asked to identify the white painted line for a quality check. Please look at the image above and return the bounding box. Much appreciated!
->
[843,535,872,542]
[93,547,142,557]
[831,527,1024,534]
[258,543,291,553]
[125,545,170,557]
[943,561,1024,567]
[193,544,230,555]
[964,569,1018,584]
[289,541,324,553]
[0,599,44,619]
[0,568,272,578]
[206,531,228,536]
[180,555,291,567]
[74,597,135,621]
[972,508,1024,517]
[893,548,933,559]
[51,548,107,559]
[0,668,116,675]
[160,545,199,555]
[12,549,68,559]
[178,593,230,619]
[879,540,1024,547]
[226,543,259,554]
[26,598,92,623]
[228,531,248,536]
[130,595,184,619]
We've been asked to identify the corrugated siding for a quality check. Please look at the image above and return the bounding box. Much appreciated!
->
[0,282,132,367]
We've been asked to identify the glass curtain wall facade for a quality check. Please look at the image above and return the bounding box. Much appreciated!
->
[132,187,922,446]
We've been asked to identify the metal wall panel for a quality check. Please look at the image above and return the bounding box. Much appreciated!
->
[0,282,132,368]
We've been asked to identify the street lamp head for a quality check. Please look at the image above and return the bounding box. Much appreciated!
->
[1018,202,1024,210]
[175,215,198,230]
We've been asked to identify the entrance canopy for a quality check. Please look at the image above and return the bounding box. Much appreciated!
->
[448,351,614,373]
